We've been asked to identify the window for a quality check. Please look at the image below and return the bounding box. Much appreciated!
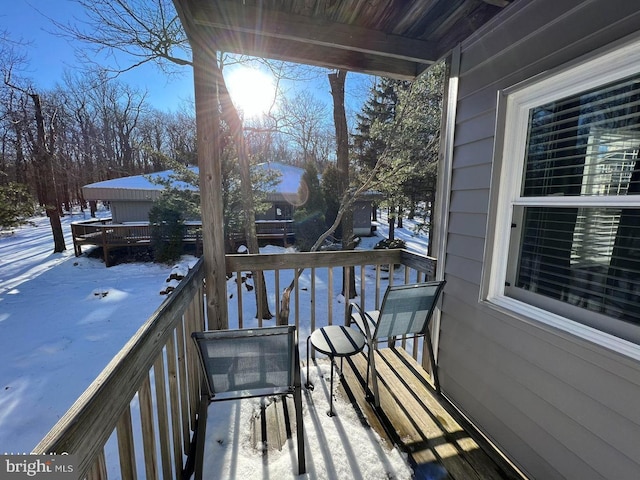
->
[488,38,640,348]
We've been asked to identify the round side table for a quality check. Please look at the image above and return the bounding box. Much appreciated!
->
[306,325,365,416]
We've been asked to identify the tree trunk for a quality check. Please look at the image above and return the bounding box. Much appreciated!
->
[329,70,356,299]
[389,214,396,241]
[31,93,66,253]
[397,205,403,229]
[217,61,273,320]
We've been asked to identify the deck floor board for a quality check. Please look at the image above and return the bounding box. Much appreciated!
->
[341,348,525,480]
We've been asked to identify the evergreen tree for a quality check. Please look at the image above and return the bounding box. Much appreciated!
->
[148,165,200,263]
[299,161,325,214]
[0,182,36,229]
[321,163,341,237]
[352,77,408,171]
[352,67,445,249]
[293,161,326,251]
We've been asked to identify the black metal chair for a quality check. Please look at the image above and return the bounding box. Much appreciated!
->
[349,281,446,407]
[191,326,306,477]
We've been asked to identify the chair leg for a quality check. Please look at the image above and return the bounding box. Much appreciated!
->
[365,346,372,399]
[293,386,306,474]
[368,346,381,408]
[193,394,209,480]
[293,348,306,475]
[425,332,441,394]
[328,357,335,417]
[305,335,314,390]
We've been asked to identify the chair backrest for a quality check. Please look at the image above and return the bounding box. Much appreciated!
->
[374,281,446,340]
[192,326,298,401]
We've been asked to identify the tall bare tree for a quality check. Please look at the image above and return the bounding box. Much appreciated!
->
[3,80,66,252]
[328,70,356,298]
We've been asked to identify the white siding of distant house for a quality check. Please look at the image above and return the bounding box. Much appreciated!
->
[111,201,155,224]
[437,1,640,478]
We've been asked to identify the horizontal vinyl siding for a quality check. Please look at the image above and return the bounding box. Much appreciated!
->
[111,201,154,223]
[439,297,640,479]
[438,0,640,478]
[446,234,485,263]
[449,189,490,215]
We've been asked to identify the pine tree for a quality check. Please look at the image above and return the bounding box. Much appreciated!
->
[293,161,326,251]
[352,77,408,171]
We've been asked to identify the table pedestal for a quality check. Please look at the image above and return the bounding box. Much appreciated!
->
[305,325,365,416]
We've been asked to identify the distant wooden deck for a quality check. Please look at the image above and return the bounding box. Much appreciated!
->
[72,218,295,266]
[341,347,526,480]
[71,219,203,266]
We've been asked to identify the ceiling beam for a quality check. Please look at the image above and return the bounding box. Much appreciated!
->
[207,27,421,79]
[191,0,439,65]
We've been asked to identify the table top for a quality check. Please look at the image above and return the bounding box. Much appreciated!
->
[309,325,365,357]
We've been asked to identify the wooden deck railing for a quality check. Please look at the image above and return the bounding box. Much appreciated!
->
[32,249,437,479]
[72,220,203,266]
[33,260,206,479]
[72,219,295,265]
[226,249,437,362]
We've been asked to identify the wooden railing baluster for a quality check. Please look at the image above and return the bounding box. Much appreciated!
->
[166,333,184,480]
[139,375,159,480]
[176,318,191,453]
[236,270,243,329]
[116,407,137,480]
[153,355,173,480]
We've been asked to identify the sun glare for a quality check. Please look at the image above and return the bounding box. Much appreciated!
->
[226,67,276,118]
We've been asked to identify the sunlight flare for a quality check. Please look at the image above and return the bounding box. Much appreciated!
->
[226,67,276,118]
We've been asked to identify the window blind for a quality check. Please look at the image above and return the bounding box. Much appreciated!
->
[510,72,640,327]
[522,73,640,197]
[515,207,640,325]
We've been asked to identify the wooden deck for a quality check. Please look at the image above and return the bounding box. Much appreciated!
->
[340,347,526,480]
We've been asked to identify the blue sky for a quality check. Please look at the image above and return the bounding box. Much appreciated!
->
[2,1,195,111]
[1,1,372,114]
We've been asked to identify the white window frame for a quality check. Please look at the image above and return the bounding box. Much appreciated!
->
[484,36,640,360]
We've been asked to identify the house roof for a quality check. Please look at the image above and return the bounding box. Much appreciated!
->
[82,168,198,202]
[172,0,514,80]
[82,162,377,205]
[81,164,303,202]
[257,162,304,202]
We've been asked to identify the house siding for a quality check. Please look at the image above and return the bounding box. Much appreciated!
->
[111,201,154,224]
[438,1,640,478]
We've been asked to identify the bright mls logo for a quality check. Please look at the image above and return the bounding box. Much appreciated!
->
[0,454,77,479]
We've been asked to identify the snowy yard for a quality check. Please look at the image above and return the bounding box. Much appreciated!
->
[0,211,429,478]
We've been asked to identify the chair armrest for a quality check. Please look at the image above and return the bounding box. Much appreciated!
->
[348,302,375,341]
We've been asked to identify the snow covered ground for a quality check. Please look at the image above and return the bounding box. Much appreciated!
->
[0,210,428,478]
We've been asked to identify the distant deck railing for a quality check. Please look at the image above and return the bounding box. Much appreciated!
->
[33,249,437,479]
[229,219,295,248]
[72,219,296,266]
[71,219,203,266]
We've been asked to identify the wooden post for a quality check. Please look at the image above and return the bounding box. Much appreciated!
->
[192,40,228,330]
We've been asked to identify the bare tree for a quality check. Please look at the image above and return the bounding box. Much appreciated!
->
[51,0,191,75]
[3,78,66,252]
[328,70,356,298]
[279,90,330,165]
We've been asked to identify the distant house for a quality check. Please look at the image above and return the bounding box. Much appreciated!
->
[82,168,198,224]
[82,162,377,235]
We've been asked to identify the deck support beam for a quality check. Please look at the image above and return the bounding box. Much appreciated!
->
[193,37,228,330]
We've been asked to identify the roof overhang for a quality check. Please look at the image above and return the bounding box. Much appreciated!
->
[173,0,514,80]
